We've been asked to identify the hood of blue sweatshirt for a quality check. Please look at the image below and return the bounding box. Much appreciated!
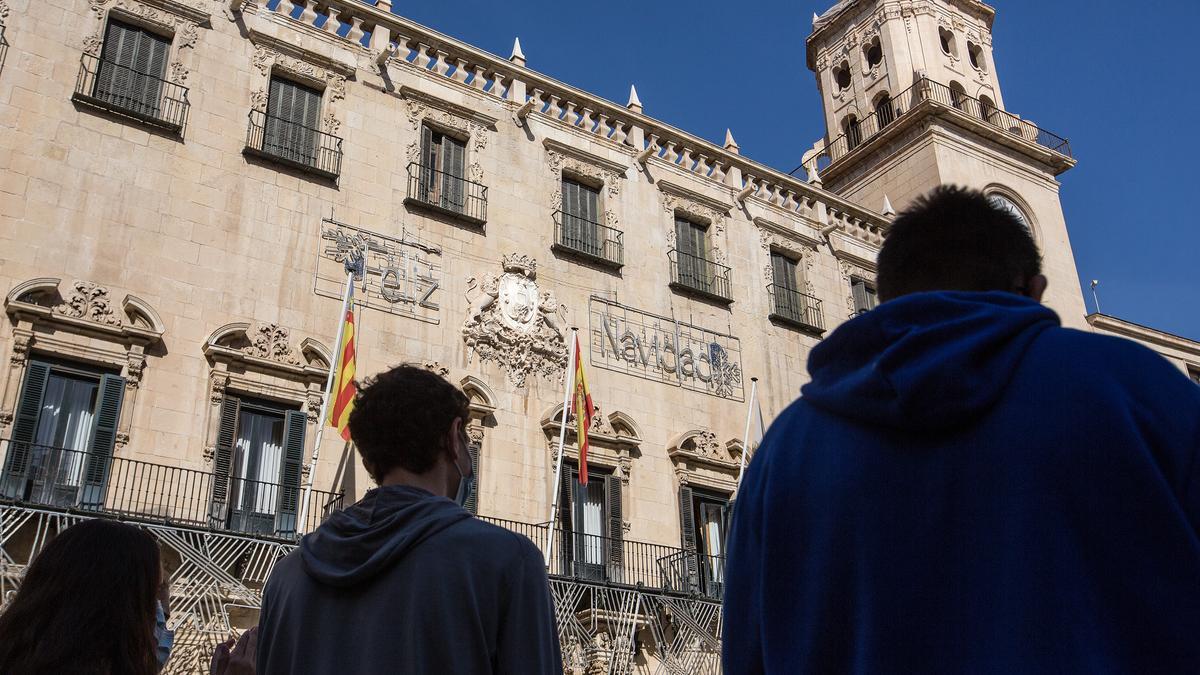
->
[299,484,472,588]
[801,291,1061,432]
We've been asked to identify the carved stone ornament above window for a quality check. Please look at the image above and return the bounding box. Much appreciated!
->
[544,138,627,230]
[1,278,166,437]
[668,428,745,492]
[400,86,498,182]
[84,0,208,85]
[659,181,732,263]
[202,322,331,377]
[756,218,820,295]
[541,403,643,484]
[462,254,568,388]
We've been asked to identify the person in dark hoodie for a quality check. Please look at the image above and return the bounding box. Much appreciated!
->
[256,365,563,674]
[723,186,1200,675]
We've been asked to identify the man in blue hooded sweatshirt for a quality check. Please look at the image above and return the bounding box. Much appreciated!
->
[256,365,562,674]
[723,186,1200,674]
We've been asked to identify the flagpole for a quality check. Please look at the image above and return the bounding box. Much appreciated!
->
[736,377,759,492]
[297,266,356,535]
[544,327,578,568]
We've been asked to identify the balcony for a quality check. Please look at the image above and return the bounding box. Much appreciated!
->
[0,441,343,541]
[480,516,726,600]
[0,25,8,75]
[404,162,488,225]
[552,210,624,268]
[768,284,825,334]
[244,109,343,181]
[810,76,1072,176]
[70,53,190,134]
[669,249,734,304]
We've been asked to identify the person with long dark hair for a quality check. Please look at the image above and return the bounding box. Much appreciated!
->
[0,518,164,674]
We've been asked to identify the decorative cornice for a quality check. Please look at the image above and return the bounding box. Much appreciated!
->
[542,138,630,176]
[247,29,356,78]
[657,180,733,215]
[399,85,499,128]
[1087,314,1200,358]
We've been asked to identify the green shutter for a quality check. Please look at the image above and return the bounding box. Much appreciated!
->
[97,20,139,104]
[275,409,307,537]
[420,125,437,201]
[772,253,798,291]
[136,31,170,116]
[209,395,240,525]
[441,135,466,211]
[605,473,624,583]
[556,466,574,576]
[266,77,321,166]
[1,362,51,499]
[464,440,480,514]
[678,485,699,592]
[79,374,125,509]
[852,279,876,315]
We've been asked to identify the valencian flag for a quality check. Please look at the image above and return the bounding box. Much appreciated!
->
[571,333,594,485]
[328,286,357,441]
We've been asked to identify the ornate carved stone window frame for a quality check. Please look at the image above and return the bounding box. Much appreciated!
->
[543,138,627,233]
[399,85,498,185]
[248,35,352,138]
[83,0,208,87]
[201,322,331,474]
[659,180,732,266]
[667,428,744,495]
[1,278,166,451]
[837,254,878,319]
[755,217,821,297]
[541,403,642,534]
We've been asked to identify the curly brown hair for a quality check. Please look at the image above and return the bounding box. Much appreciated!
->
[348,364,470,482]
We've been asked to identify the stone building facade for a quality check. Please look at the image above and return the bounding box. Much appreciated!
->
[0,0,1172,672]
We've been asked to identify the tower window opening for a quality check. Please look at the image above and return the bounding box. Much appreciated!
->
[939,27,958,58]
[834,61,852,91]
[980,95,998,125]
[874,93,895,129]
[949,81,967,112]
[864,37,883,69]
[842,115,862,151]
[968,42,987,71]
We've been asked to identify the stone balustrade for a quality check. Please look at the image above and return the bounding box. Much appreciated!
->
[246,0,890,238]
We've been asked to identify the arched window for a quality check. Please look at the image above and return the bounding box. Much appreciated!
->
[949,81,967,111]
[833,61,852,92]
[842,115,862,151]
[874,93,895,129]
[968,42,987,71]
[863,37,883,69]
[980,94,998,125]
[987,192,1033,235]
[939,27,958,58]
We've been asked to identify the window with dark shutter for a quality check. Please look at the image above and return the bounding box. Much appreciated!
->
[463,440,481,514]
[275,409,307,537]
[418,125,468,213]
[676,484,699,593]
[95,20,170,118]
[604,473,624,583]
[851,278,878,316]
[561,178,601,256]
[556,467,575,577]
[209,395,241,527]
[265,77,322,167]
[675,217,709,292]
[771,252,801,322]
[1,361,124,509]
[78,374,125,509]
[0,361,51,499]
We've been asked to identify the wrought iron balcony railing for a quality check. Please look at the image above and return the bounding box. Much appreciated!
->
[404,162,488,224]
[0,25,8,75]
[552,210,624,267]
[0,441,343,541]
[768,284,825,333]
[669,249,734,304]
[810,76,1072,173]
[244,109,343,180]
[478,515,726,600]
[71,53,190,133]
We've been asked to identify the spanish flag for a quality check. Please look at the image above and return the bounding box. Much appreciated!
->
[328,290,356,442]
[571,334,594,485]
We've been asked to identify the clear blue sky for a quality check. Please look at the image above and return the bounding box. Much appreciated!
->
[388,0,1200,340]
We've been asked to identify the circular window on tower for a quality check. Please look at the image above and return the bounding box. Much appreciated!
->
[987,192,1033,235]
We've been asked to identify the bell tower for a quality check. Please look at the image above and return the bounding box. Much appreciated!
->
[803,0,1088,325]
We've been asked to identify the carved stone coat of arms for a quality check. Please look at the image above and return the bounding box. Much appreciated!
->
[463,254,568,387]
